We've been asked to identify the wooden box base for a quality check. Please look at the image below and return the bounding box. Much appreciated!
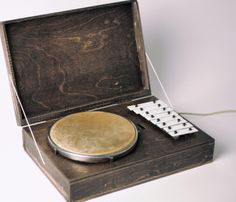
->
[23,96,215,202]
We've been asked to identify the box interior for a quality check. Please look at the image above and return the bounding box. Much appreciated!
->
[3,1,150,125]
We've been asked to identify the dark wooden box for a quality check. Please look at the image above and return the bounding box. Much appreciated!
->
[0,1,214,201]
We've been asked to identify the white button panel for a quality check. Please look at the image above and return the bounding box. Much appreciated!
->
[127,99,198,138]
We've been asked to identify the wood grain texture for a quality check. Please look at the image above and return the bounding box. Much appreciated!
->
[1,1,150,125]
[23,96,215,202]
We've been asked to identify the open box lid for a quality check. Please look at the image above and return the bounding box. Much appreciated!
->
[0,0,150,126]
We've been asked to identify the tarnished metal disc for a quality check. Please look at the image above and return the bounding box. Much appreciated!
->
[48,111,138,163]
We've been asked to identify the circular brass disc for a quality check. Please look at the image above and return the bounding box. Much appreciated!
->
[48,111,138,163]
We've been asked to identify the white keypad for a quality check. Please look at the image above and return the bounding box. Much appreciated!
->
[127,99,198,138]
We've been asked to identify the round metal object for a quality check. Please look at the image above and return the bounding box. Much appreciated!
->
[48,111,138,163]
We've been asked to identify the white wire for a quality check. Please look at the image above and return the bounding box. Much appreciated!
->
[145,52,174,108]
[9,77,45,165]
[179,110,236,116]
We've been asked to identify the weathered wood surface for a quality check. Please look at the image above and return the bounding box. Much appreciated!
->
[23,96,215,202]
[1,1,149,125]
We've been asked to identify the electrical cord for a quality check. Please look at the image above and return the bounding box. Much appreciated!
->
[178,110,236,116]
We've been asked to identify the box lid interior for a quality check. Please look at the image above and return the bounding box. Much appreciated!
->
[2,1,150,126]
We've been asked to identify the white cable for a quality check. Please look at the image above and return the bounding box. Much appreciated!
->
[179,110,236,116]
[145,52,174,108]
[9,77,45,165]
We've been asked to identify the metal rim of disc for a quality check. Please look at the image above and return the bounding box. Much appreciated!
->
[48,111,138,163]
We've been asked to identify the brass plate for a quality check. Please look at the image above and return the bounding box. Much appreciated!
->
[48,111,138,163]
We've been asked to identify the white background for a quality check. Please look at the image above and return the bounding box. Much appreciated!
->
[0,0,236,201]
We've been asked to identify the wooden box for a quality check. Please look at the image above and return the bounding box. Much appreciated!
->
[0,1,214,201]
